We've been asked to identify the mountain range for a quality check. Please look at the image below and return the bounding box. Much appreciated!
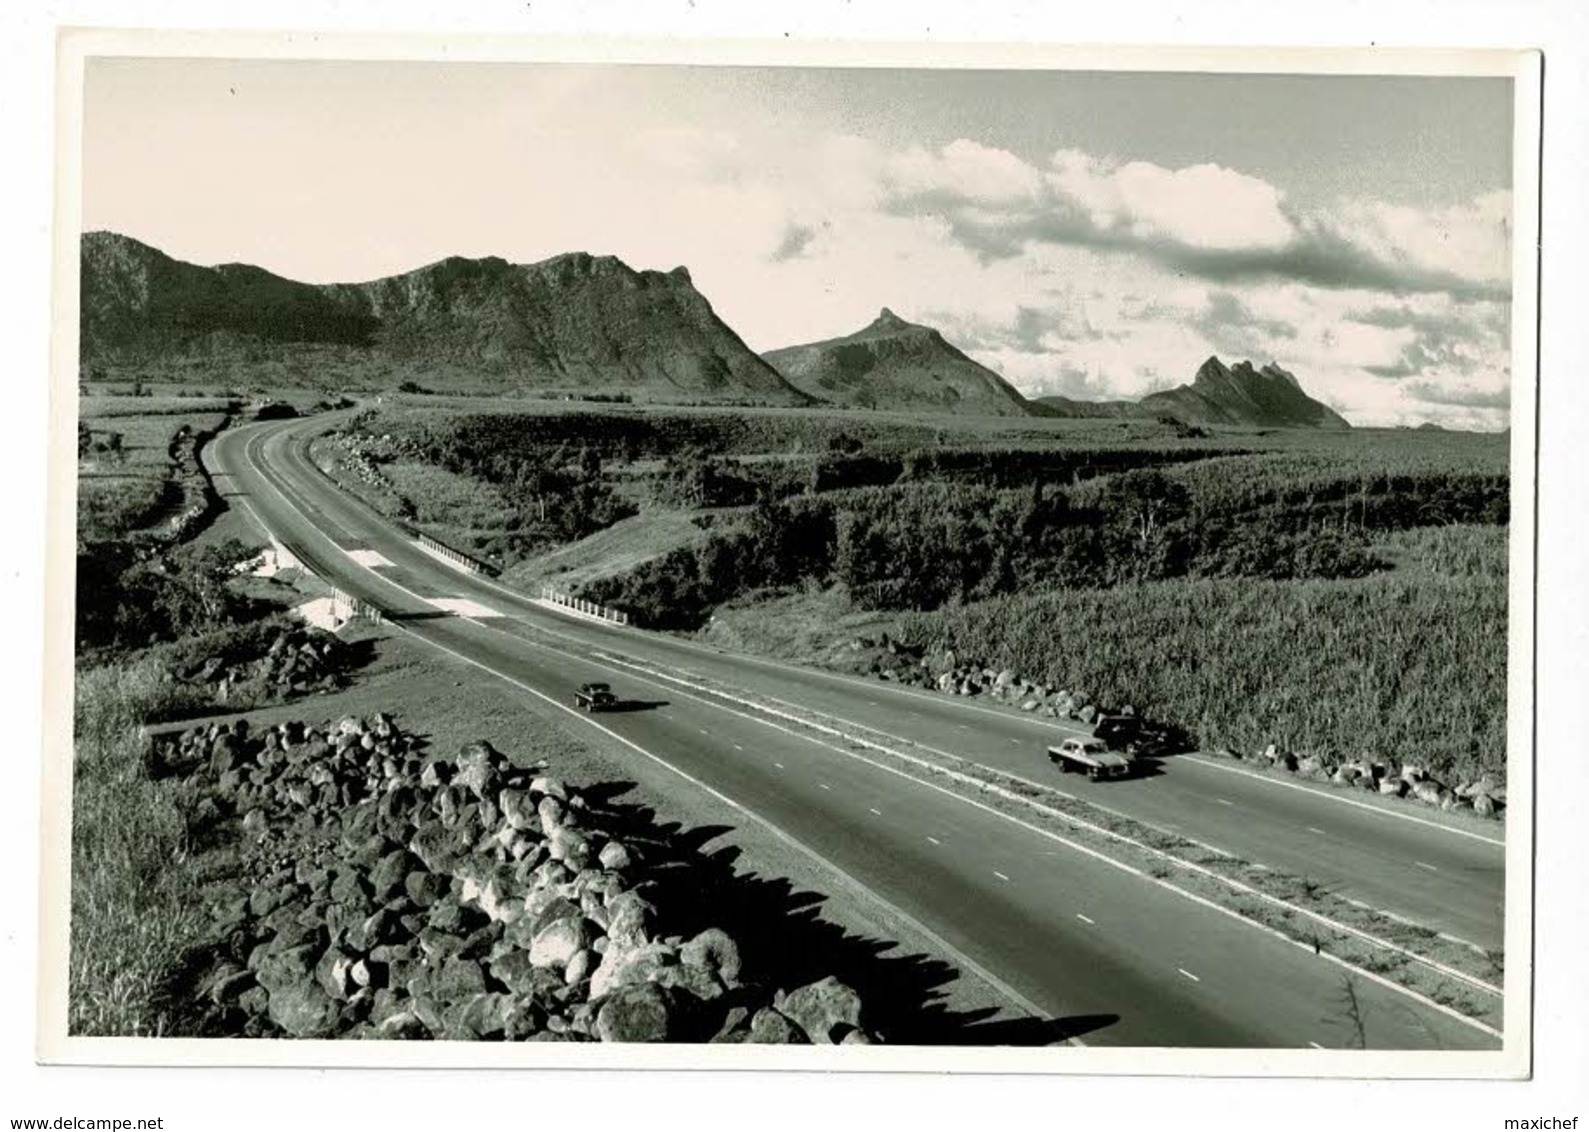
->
[80,232,806,404]
[80,232,1351,428]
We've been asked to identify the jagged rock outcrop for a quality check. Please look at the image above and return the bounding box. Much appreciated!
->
[763,308,1033,417]
[1137,356,1351,429]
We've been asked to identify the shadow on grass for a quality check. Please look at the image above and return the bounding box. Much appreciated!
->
[583,778,1119,1047]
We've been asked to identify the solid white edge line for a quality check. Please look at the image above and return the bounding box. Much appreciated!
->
[1178,755,1506,848]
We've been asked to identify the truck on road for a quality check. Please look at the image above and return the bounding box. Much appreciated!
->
[1048,736,1134,780]
[574,682,618,713]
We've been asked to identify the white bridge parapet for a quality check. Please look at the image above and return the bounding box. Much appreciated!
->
[413,533,483,575]
[538,586,631,627]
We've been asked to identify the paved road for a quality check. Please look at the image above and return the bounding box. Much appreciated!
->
[206,414,1502,1049]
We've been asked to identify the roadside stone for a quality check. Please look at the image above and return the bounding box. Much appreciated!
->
[595,983,675,1043]
[747,1007,805,1044]
[680,927,742,986]
[267,981,342,1038]
[776,976,864,1044]
[529,916,596,971]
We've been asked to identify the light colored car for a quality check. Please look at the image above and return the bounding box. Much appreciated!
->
[1048,737,1134,780]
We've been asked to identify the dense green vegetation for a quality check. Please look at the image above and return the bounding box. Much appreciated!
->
[585,460,1507,627]
[900,525,1508,782]
[333,403,1510,778]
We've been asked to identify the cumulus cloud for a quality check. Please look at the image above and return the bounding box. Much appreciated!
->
[1406,381,1510,410]
[877,143,1512,303]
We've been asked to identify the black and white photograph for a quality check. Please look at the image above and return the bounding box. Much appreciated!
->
[34,25,1550,1088]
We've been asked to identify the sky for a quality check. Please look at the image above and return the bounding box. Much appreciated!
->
[82,59,1517,428]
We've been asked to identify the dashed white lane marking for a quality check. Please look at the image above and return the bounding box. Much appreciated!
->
[732,743,744,751]
[1307,826,1327,835]
[1308,1041,1325,1049]
[774,762,784,769]
[1216,798,1235,806]
[869,807,883,816]
[1178,968,1202,983]
[958,724,971,731]
[425,596,502,618]
[1008,738,1022,745]
[819,783,831,790]
[698,728,710,735]
[1076,913,1096,925]
[868,700,881,706]
[926,836,942,846]
[345,548,393,567]
[1415,861,1439,872]
[993,870,1011,882]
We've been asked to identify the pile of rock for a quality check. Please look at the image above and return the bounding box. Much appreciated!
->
[1254,745,1504,818]
[330,432,395,494]
[156,713,877,1043]
[847,637,1107,724]
[178,625,351,702]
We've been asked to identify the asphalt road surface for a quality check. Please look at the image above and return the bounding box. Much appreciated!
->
[206,414,1504,1050]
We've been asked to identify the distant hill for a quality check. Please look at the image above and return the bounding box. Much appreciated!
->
[762,309,1033,417]
[79,232,808,403]
[1028,395,1138,420]
[1138,357,1351,429]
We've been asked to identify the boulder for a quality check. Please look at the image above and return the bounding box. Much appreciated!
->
[598,840,632,871]
[680,927,743,986]
[653,962,725,1003]
[605,891,657,948]
[549,828,593,871]
[499,789,538,831]
[589,941,676,1000]
[455,740,502,800]
[529,916,597,971]
[595,983,675,1043]
[1472,792,1498,817]
[267,981,342,1038]
[1411,779,1448,807]
[747,1007,805,1044]
[530,775,568,801]
[442,992,513,1040]
[775,976,864,1044]
[564,948,595,987]
[1379,776,1407,798]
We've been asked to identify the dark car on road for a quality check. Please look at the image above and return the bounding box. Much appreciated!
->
[574,682,618,712]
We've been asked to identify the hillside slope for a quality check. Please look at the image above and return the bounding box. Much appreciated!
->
[763,309,1032,417]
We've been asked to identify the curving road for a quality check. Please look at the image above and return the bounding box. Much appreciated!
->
[205,413,1505,1050]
